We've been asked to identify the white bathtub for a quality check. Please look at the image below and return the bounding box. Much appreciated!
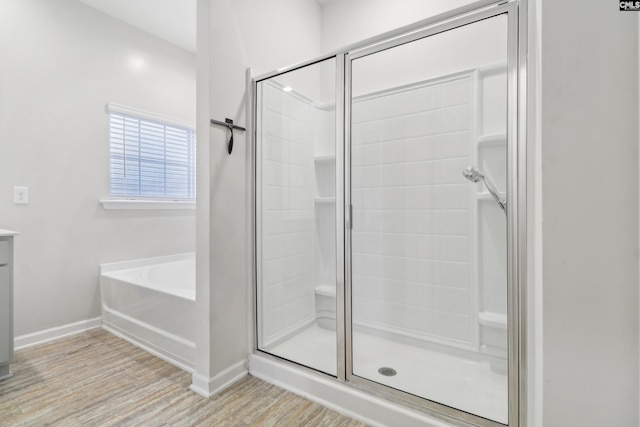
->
[100,253,195,372]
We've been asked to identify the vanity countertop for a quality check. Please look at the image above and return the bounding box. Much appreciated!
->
[0,230,19,237]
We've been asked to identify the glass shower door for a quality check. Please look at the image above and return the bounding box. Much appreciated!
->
[255,58,338,376]
[348,13,511,424]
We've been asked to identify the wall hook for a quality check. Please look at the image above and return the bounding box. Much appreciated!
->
[210,118,246,154]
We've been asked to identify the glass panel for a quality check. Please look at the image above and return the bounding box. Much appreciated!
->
[256,58,337,376]
[349,15,509,423]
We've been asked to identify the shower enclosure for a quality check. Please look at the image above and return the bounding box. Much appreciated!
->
[253,2,524,426]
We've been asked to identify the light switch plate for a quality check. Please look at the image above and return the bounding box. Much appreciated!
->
[13,186,28,204]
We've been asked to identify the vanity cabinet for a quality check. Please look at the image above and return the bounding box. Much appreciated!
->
[0,231,17,380]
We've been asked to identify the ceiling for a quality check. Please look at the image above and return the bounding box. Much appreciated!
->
[78,0,197,52]
[77,0,337,54]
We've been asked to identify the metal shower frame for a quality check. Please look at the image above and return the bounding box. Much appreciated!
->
[250,1,528,425]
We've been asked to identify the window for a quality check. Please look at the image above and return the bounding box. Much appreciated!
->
[107,104,196,200]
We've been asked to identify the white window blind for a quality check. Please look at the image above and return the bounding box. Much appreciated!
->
[108,105,196,200]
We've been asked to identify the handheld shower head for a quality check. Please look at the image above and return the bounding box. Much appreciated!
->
[462,166,507,213]
[462,166,484,183]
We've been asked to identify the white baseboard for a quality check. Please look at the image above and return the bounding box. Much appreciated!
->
[14,317,102,350]
[190,359,248,398]
[249,353,452,427]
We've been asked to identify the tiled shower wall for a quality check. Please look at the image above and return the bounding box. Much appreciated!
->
[260,82,316,345]
[351,75,476,348]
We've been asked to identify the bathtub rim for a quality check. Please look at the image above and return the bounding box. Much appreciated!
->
[100,253,196,301]
[100,252,195,274]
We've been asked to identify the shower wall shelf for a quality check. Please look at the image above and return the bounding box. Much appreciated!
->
[314,155,336,163]
[315,197,336,204]
[478,311,507,329]
[313,154,335,201]
[478,192,507,202]
[315,285,337,298]
[477,133,506,147]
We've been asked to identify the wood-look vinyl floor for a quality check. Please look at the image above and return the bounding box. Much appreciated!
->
[0,329,367,427]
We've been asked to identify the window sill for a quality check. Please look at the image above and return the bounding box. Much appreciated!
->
[100,199,196,210]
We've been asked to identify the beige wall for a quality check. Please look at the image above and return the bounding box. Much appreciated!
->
[193,0,323,391]
[0,0,196,337]
[541,1,639,425]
